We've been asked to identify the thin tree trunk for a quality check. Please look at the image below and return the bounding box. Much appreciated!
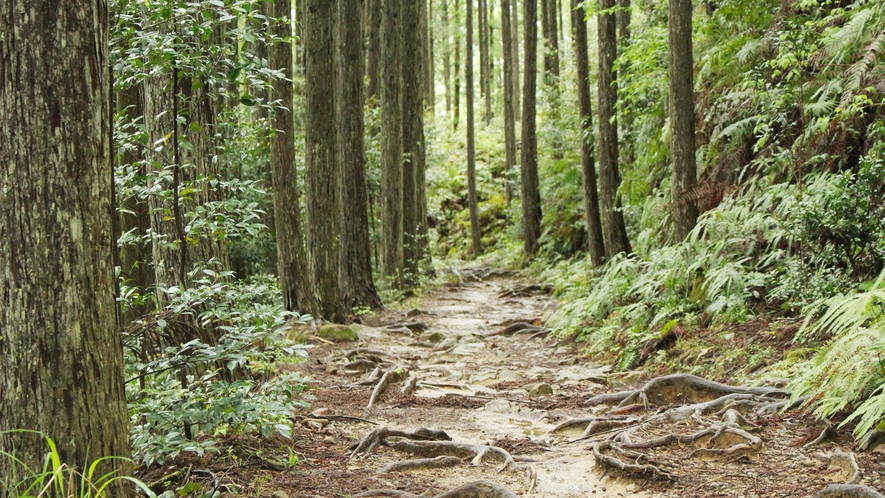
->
[367,0,382,101]
[0,0,133,490]
[466,0,483,256]
[271,0,315,315]
[337,0,383,310]
[305,0,346,321]
[453,1,462,131]
[501,0,517,204]
[381,0,405,287]
[618,0,634,170]
[403,0,426,284]
[479,0,492,124]
[540,0,559,83]
[669,0,699,240]
[598,0,631,257]
[511,0,520,115]
[443,0,452,112]
[423,0,435,108]
[572,0,606,266]
[521,0,542,255]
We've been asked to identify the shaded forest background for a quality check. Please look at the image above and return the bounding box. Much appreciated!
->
[6,0,885,480]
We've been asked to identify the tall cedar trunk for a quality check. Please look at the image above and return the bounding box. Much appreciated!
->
[669,0,699,240]
[367,0,382,101]
[521,0,542,255]
[403,0,426,285]
[381,0,405,287]
[0,0,134,490]
[422,0,435,107]
[466,0,483,256]
[117,84,155,325]
[305,0,346,321]
[572,0,606,266]
[511,0,520,115]
[617,0,635,169]
[272,0,316,314]
[501,0,517,204]
[443,0,452,111]
[338,0,383,310]
[541,0,559,82]
[598,0,631,257]
[479,0,492,124]
[453,2,461,130]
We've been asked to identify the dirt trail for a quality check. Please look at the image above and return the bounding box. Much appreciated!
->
[297,273,650,497]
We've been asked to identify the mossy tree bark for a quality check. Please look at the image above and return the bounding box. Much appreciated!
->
[270,0,316,315]
[305,0,346,321]
[466,0,483,256]
[597,0,632,257]
[521,0,542,255]
[0,0,134,492]
[572,0,606,266]
[403,0,427,286]
[669,0,699,241]
[381,0,405,288]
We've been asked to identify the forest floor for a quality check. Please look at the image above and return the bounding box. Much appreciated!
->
[141,270,885,497]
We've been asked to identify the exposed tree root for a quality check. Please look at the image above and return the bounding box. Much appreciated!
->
[814,450,862,484]
[615,373,788,409]
[355,479,520,498]
[585,391,634,407]
[377,455,462,474]
[814,484,885,498]
[367,370,408,410]
[591,441,674,480]
[401,373,419,395]
[497,283,553,297]
[350,427,452,457]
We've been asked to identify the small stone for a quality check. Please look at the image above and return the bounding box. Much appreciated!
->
[426,332,446,344]
[523,382,553,396]
[318,324,358,342]
[271,492,289,498]
[626,483,636,492]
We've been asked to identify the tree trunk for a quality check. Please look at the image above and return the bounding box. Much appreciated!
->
[466,0,483,256]
[366,0,382,101]
[617,0,635,171]
[453,1,462,131]
[501,0,517,204]
[541,0,559,82]
[443,0,452,112]
[270,0,315,315]
[598,0,631,257]
[572,0,606,266]
[479,0,492,124]
[669,0,699,241]
[0,0,133,491]
[403,0,427,285]
[423,0,435,108]
[116,84,155,325]
[521,0,542,255]
[511,0,520,116]
[305,0,346,321]
[338,0,383,310]
[381,0,405,287]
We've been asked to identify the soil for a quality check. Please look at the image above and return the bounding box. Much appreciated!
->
[138,272,885,498]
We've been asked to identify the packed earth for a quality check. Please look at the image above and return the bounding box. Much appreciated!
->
[139,271,885,497]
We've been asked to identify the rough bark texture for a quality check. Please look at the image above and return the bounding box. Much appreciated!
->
[422,0,435,108]
[466,0,483,256]
[669,0,699,241]
[338,0,382,311]
[597,0,632,257]
[540,0,559,82]
[479,0,492,124]
[572,0,606,266]
[270,0,315,315]
[381,0,405,288]
[521,0,542,255]
[403,0,427,284]
[305,0,346,321]
[367,0,382,101]
[617,0,635,172]
[0,0,134,491]
[501,0,517,204]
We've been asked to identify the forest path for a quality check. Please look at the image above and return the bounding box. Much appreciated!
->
[294,271,650,497]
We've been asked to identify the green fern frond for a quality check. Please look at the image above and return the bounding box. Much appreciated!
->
[825,7,875,65]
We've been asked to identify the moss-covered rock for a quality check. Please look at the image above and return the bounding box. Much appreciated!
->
[318,324,358,342]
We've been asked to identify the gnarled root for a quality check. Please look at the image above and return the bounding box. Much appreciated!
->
[350,427,452,457]
[614,373,787,410]
[354,479,520,498]
[378,455,463,474]
[814,450,862,485]
[367,369,408,410]
[591,441,674,480]
[814,484,885,498]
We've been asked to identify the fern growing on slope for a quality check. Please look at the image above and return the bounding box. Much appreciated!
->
[789,270,885,437]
